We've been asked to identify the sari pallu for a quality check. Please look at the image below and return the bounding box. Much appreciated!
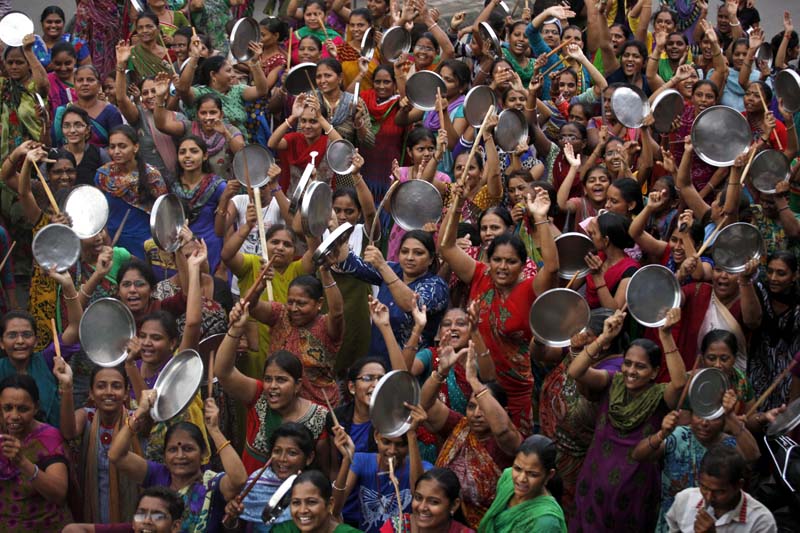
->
[47,72,76,120]
[479,468,566,533]
[360,89,404,205]
[0,78,44,161]
[128,44,172,78]
[74,0,119,78]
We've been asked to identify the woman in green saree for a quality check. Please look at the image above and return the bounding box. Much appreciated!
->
[478,435,567,533]
[127,12,172,78]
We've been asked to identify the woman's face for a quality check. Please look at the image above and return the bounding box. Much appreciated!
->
[766,258,797,295]
[398,238,433,278]
[51,50,76,82]
[373,69,396,100]
[196,100,223,132]
[376,432,409,467]
[668,232,688,263]
[712,266,738,301]
[271,436,312,480]
[367,0,388,18]
[690,413,725,444]
[413,37,437,69]
[511,452,552,501]
[136,17,159,45]
[90,369,127,416]
[332,194,361,226]
[350,362,385,407]
[541,22,561,48]
[620,45,644,77]
[103,76,117,104]
[731,43,749,71]
[602,87,615,123]
[438,308,470,350]
[349,14,370,42]
[75,68,101,99]
[211,61,234,89]
[412,479,457,530]
[489,243,523,287]
[702,340,736,375]
[1,318,36,366]
[304,3,325,29]
[171,34,190,61]
[0,387,37,438]
[479,213,509,247]
[119,268,152,313]
[491,61,513,92]
[504,89,527,111]
[654,11,676,34]
[584,169,610,204]
[562,28,583,48]
[286,285,322,328]
[42,13,65,40]
[508,177,530,206]
[604,184,630,215]
[266,229,296,269]
[440,65,462,99]
[465,393,490,434]
[315,64,341,94]
[603,140,624,173]
[556,72,578,100]
[609,26,626,54]
[4,49,29,81]
[743,83,762,114]
[164,429,203,478]
[453,153,481,188]
[692,83,716,112]
[138,320,175,366]
[108,133,139,167]
[676,67,698,98]
[140,79,158,111]
[586,218,607,250]
[290,482,330,532]
[558,123,584,152]
[49,158,78,191]
[298,38,321,63]
[298,107,323,143]
[508,25,528,57]
[149,0,166,9]
[408,137,435,166]
[665,34,687,61]
[263,363,300,411]
[81,230,109,258]
[177,139,207,173]
[620,345,657,392]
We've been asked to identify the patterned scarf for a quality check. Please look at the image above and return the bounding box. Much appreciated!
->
[608,372,666,433]
[191,121,227,158]
[431,347,472,415]
[171,173,224,224]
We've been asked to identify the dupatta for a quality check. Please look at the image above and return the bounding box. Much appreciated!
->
[478,468,566,533]
[129,44,171,77]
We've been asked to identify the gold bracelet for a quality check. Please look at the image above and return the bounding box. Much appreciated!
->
[386,277,401,286]
[216,440,232,454]
[475,387,490,400]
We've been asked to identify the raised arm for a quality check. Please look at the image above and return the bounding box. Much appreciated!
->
[438,184,477,283]
[319,265,344,344]
[205,398,247,499]
[646,32,667,92]
[178,242,205,352]
[629,191,669,262]
[419,345,465,432]
[660,308,688,409]
[114,40,140,124]
[631,409,678,462]
[22,34,49,97]
[108,390,154,485]
[242,42,269,101]
[153,72,188,137]
[214,301,260,403]
[776,12,793,69]
[556,142,581,212]
[52,357,86,441]
[567,310,623,392]
[350,151,377,232]
[420,0,454,60]
[49,269,82,344]
[527,188,559,296]
[673,140,710,220]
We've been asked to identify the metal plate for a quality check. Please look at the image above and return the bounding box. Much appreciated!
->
[768,397,800,437]
[230,17,260,62]
[688,368,729,420]
[326,139,355,175]
[750,149,790,194]
[369,370,420,438]
[691,105,750,166]
[285,63,317,96]
[64,186,109,239]
[32,224,80,273]
[406,71,447,111]
[313,222,354,267]
[755,42,773,71]
[262,474,297,524]
[0,12,34,47]
[775,69,800,113]
[712,222,763,273]
[151,349,204,422]
[288,159,316,214]
[555,232,595,280]
[389,180,443,231]
[610,84,650,128]
[233,144,275,189]
[150,194,186,253]
[198,333,225,385]
[80,298,136,367]
[529,288,590,347]
[380,26,411,63]
[301,181,333,238]
[129,0,145,13]
[361,27,376,60]
[478,22,502,58]
[626,264,681,327]
[651,89,684,134]
[464,85,496,128]
[495,109,528,152]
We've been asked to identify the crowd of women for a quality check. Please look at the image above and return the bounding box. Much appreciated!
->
[0,0,799,531]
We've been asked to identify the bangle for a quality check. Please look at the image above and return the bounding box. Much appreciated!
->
[58,385,73,395]
[324,125,334,135]
[648,56,659,62]
[63,291,79,301]
[79,285,93,299]
[428,23,438,30]
[647,434,660,450]
[216,440,232,454]
[116,65,126,72]
[475,387,490,400]
[478,349,490,358]
[386,277,401,286]
[664,349,679,357]
[323,280,337,289]
[534,219,549,226]
[779,205,791,213]
[24,464,40,482]
[227,330,244,340]
[586,343,601,360]
[594,284,606,290]
[432,370,445,383]
[727,182,739,187]
[332,480,346,491]
[524,105,536,111]
[729,21,740,27]
[284,119,293,129]
[126,416,139,433]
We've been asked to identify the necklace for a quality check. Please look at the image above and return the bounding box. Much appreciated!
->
[323,93,341,113]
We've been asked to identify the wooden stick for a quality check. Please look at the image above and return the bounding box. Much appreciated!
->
[695,215,728,257]
[207,350,215,399]
[253,187,274,301]
[50,318,61,359]
[745,359,798,418]
[157,31,178,76]
[436,87,445,129]
[242,257,275,304]
[541,56,568,77]
[322,389,353,460]
[111,209,132,247]
[319,19,330,47]
[369,180,401,245]
[191,26,197,40]
[287,32,293,70]
[544,37,573,59]
[388,457,404,533]
[222,458,274,525]
[757,84,783,150]
[565,269,581,289]
[32,164,59,214]
[738,146,758,185]
[0,241,16,273]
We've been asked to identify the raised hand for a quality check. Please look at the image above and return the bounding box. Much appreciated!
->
[526,187,551,220]
[332,424,355,459]
[52,355,73,387]
[405,402,429,433]
[660,410,679,436]
[600,309,626,341]
[660,307,681,333]
[410,293,427,330]
[204,397,220,429]
[563,142,580,167]
[116,39,133,66]
[368,295,391,328]
[228,299,251,329]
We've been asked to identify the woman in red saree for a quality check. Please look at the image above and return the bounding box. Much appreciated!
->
[583,212,640,310]
[439,187,559,435]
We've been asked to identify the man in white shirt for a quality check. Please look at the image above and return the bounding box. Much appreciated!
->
[666,445,777,532]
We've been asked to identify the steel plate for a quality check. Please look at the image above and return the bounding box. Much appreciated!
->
[651,89,684,134]
[691,105,750,166]
[775,69,800,113]
[712,222,763,273]
[389,180,442,231]
[750,149,790,194]
[495,109,528,152]
[32,224,80,273]
[230,17,260,62]
[285,63,317,96]
[233,144,275,188]
[301,181,333,238]
[262,474,297,524]
[380,26,411,63]
[79,298,136,367]
[64,186,109,238]
[151,349,203,422]
[313,222,354,267]
[326,139,355,175]
[626,264,681,327]
[288,160,316,214]
[755,43,773,71]
[464,85,497,128]
[129,0,145,13]
[0,12,34,47]
[555,232,595,280]
[369,370,420,438]
[688,367,729,420]
[767,397,800,437]
[529,288,590,347]
[610,84,650,128]
[361,27,376,60]
[150,193,186,252]
[478,22,502,58]
[406,71,447,111]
